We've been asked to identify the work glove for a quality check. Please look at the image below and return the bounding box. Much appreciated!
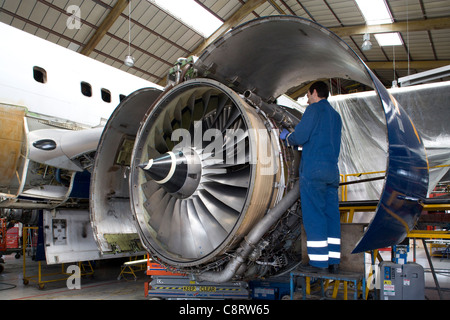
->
[279,129,290,140]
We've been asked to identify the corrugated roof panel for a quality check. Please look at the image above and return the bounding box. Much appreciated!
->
[406,31,435,60]
[41,11,60,34]
[284,0,311,19]
[135,5,159,26]
[34,27,50,40]
[162,20,188,41]
[431,29,450,59]
[28,1,49,27]
[157,17,186,39]
[144,10,168,32]
[132,29,153,52]
[140,53,163,70]
[381,43,409,62]
[107,13,127,37]
[50,12,69,35]
[201,0,240,20]
[389,0,426,20]
[83,1,108,26]
[154,42,177,62]
[2,0,20,13]
[108,38,128,59]
[145,36,169,57]
[423,0,450,18]
[135,32,159,54]
[15,0,34,19]
[298,0,339,26]
[11,19,28,32]
[145,60,167,78]
[252,2,276,18]
[177,30,202,50]
[96,32,114,52]
[134,2,158,25]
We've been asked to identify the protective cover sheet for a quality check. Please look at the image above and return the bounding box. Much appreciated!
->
[329,81,450,207]
[291,80,440,252]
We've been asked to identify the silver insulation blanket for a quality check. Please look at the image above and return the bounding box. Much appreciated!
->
[330,81,450,198]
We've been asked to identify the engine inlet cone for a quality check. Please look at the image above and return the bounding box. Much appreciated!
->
[138,151,188,194]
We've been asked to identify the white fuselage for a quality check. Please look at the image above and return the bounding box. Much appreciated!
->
[0,22,162,128]
[0,22,163,173]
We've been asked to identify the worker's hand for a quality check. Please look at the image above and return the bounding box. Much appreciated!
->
[279,128,290,140]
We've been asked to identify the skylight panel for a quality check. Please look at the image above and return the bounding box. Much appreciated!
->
[355,0,394,25]
[149,0,223,38]
[374,32,403,46]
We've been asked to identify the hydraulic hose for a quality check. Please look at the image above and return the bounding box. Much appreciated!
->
[197,180,300,283]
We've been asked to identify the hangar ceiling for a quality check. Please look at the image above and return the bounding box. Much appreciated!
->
[1,0,450,98]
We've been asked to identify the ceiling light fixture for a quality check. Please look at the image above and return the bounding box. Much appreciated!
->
[124,0,135,67]
[361,33,372,51]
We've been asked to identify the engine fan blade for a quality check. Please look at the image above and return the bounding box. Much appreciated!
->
[179,199,199,258]
[211,94,230,129]
[147,191,171,231]
[185,198,214,257]
[156,195,177,244]
[167,198,183,256]
[197,190,238,233]
[202,181,247,212]
[141,179,160,199]
[203,165,250,188]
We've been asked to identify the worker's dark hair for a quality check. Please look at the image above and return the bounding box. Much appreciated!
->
[309,81,329,99]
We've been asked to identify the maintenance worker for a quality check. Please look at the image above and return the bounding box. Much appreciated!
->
[280,81,342,273]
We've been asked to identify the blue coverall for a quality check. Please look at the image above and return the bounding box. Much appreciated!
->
[286,99,342,268]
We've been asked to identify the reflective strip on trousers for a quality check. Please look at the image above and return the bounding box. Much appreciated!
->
[307,240,328,248]
[328,237,340,245]
[308,254,329,262]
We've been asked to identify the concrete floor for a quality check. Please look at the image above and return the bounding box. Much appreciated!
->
[0,245,449,300]
[0,254,147,300]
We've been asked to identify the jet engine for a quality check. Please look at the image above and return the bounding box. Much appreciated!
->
[91,16,429,282]
[129,78,301,276]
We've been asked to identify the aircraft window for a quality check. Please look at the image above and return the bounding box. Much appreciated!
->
[81,82,92,97]
[33,66,47,83]
[101,88,111,103]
